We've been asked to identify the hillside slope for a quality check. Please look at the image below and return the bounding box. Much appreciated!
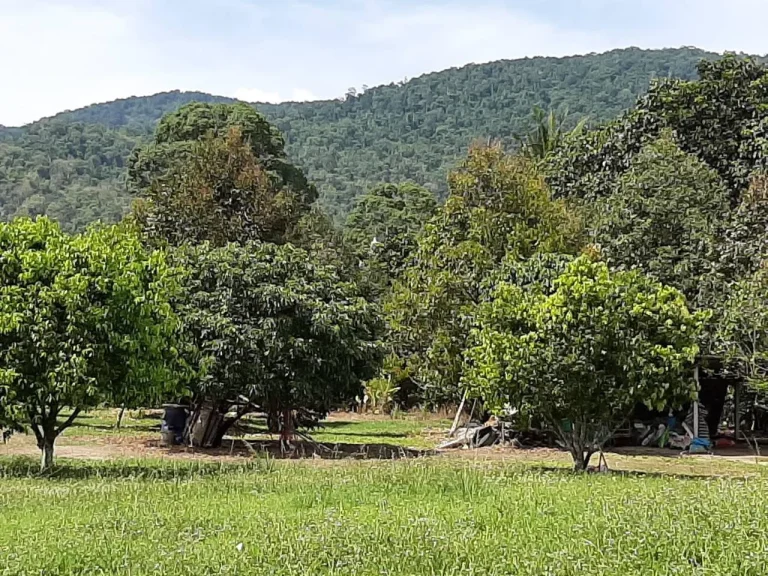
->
[0,47,721,228]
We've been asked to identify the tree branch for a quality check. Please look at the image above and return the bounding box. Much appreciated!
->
[55,407,82,437]
[220,402,257,434]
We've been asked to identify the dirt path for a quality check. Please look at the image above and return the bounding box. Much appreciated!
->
[3,431,767,478]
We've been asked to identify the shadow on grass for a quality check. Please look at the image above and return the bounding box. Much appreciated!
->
[181,439,431,461]
[68,423,161,433]
[317,421,356,430]
[533,464,755,481]
[318,431,409,439]
[65,412,163,422]
[0,456,270,481]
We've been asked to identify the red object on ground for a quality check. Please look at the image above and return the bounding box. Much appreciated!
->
[715,438,736,448]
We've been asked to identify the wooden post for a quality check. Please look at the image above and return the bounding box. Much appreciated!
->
[449,390,468,437]
[693,365,700,439]
[734,382,741,440]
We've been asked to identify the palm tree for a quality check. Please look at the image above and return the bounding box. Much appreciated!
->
[515,107,587,161]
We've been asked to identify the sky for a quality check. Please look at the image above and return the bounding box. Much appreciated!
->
[2,0,768,126]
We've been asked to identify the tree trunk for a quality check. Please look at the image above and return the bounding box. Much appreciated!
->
[210,416,237,448]
[570,445,592,472]
[40,438,55,472]
[266,410,280,433]
[210,405,253,448]
[183,403,202,446]
[449,390,468,437]
[280,409,294,450]
[116,405,126,430]
[210,426,228,449]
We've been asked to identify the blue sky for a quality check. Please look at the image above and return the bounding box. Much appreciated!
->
[2,0,767,126]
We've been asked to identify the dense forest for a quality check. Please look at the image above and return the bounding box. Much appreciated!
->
[0,47,738,229]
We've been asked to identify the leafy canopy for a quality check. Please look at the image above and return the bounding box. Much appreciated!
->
[344,182,437,292]
[387,145,582,405]
[465,256,704,470]
[129,102,316,205]
[548,55,768,205]
[0,218,182,468]
[589,134,728,307]
[174,241,383,442]
[134,127,306,247]
[0,48,721,226]
[131,103,317,247]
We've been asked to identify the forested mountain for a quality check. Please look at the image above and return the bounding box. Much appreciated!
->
[56,92,236,134]
[0,47,732,228]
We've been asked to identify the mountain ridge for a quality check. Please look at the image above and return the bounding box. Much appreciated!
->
[30,46,720,130]
[0,46,747,228]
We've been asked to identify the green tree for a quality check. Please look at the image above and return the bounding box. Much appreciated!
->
[290,208,360,282]
[344,182,438,292]
[0,218,182,470]
[718,173,768,283]
[174,241,383,447]
[548,55,768,205]
[465,256,704,471]
[515,106,587,161]
[1,49,746,224]
[134,127,305,246]
[589,135,728,306]
[718,269,768,391]
[129,102,316,206]
[387,145,582,405]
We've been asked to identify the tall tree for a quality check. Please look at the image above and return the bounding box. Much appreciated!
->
[0,219,182,470]
[548,55,768,205]
[718,173,768,283]
[387,145,582,405]
[515,106,586,161]
[718,267,768,391]
[134,127,305,246]
[130,102,317,246]
[129,101,316,205]
[716,174,768,392]
[589,135,728,307]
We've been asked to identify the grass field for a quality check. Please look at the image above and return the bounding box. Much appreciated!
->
[2,411,768,575]
[1,457,768,575]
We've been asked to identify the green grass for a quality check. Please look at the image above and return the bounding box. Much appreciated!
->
[296,416,452,449]
[1,457,767,575]
[58,409,452,448]
[60,409,162,438]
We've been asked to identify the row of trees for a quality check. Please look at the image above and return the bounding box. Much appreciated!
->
[0,103,384,470]
[372,55,768,469]
[2,54,768,471]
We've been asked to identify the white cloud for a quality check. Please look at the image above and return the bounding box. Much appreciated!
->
[2,0,768,126]
[0,1,155,125]
[349,2,609,81]
[290,88,319,102]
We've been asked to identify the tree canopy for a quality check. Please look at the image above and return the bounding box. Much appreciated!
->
[386,145,582,405]
[0,218,182,469]
[134,126,307,247]
[547,55,768,205]
[465,256,704,470]
[173,241,383,446]
[588,134,728,307]
[344,182,438,293]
